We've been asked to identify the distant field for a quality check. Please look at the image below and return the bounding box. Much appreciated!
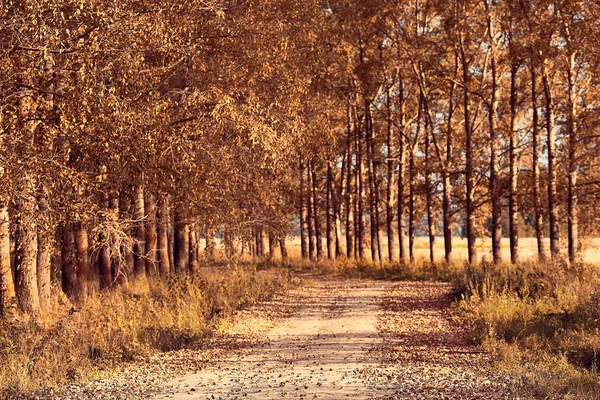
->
[200,236,600,265]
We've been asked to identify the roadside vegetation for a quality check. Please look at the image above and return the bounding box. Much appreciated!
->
[300,255,600,399]
[0,265,295,398]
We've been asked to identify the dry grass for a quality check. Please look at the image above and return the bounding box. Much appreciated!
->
[219,235,600,266]
[452,261,600,399]
[272,239,600,399]
[0,265,295,398]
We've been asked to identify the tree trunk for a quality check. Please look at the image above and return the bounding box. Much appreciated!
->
[268,232,276,260]
[542,61,560,257]
[386,84,396,262]
[119,191,134,279]
[397,74,408,262]
[345,107,355,259]
[133,185,146,278]
[279,234,288,262]
[157,197,170,276]
[0,205,16,319]
[189,224,198,273]
[167,206,175,273]
[486,5,502,264]
[144,192,158,277]
[509,62,520,264]
[460,34,477,264]
[356,110,367,260]
[15,178,40,316]
[443,57,457,264]
[299,162,309,259]
[311,162,323,260]
[98,197,112,290]
[326,162,335,259]
[109,195,120,282]
[205,230,216,260]
[408,96,422,264]
[424,112,435,264]
[174,210,189,273]
[73,221,89,299]
[36,192,52,310]
[307,163,315,261]
[530,62,545,261]
[366,103,377,262]
[566,50,579,264]
[61,223,77,299]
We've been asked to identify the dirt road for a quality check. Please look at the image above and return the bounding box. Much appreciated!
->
[152,278,515,399]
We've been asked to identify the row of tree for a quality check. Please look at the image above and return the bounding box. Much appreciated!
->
[298,0,600,267]
[2,0,600,320]
[0,0,320,319]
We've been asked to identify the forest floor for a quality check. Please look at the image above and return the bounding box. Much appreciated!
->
[49,277,517,400]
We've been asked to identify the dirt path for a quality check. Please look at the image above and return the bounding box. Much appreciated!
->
[152,278,515,399]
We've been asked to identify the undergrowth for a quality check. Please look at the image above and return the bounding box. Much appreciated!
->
[0,265,294,398]
[457,260,600,399]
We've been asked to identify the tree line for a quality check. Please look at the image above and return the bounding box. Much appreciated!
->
[298,0,600,267]
[2,0,600,320]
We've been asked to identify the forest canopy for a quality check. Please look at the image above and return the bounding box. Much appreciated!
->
[2,0,600,318]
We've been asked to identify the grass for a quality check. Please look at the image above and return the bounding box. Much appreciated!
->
[5,235,600,399]
[280,245,600,399]
[0,264,296,398]
[456,260,600,399]
[305,257,600,398]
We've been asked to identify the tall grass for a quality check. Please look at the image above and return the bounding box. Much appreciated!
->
[457,260,600,399]
[296,255,600,398]
[0,265,294,397]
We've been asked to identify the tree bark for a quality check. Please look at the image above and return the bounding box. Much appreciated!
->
[386,84,396,262]
[268,232,277,260]
[98,197,112,290]
[509,62,520,264]
[174,210,189,273]
[61,223,77,299]
[205,230,216,260]
[133,185,146,278]
[119,191,134,279]
[189,224,198,273]
[144,192,158,276]
[307,163,315,261]
[15,177,40,315]
[397,74,408,262]
[167,206,175,273]
[460,30,477,264]
[326,162,336,259]
[424,110,435,264]
[408,95,422,264]
[566,49,579,264]
[279,235,288,262]
[36,192,52,310]
[485,2,502,264]
[356,110,367,260]
[299,162,309,259]
[530,62,545,261]
[542,61,560,257]
[73,220,89,299]
[157,197,170,276]
[365,101,380,263]
[0,205,16,319]
[109,195,120,282]
[443,56,457,264]
[311,161,323,260]
[345,106,355,259]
